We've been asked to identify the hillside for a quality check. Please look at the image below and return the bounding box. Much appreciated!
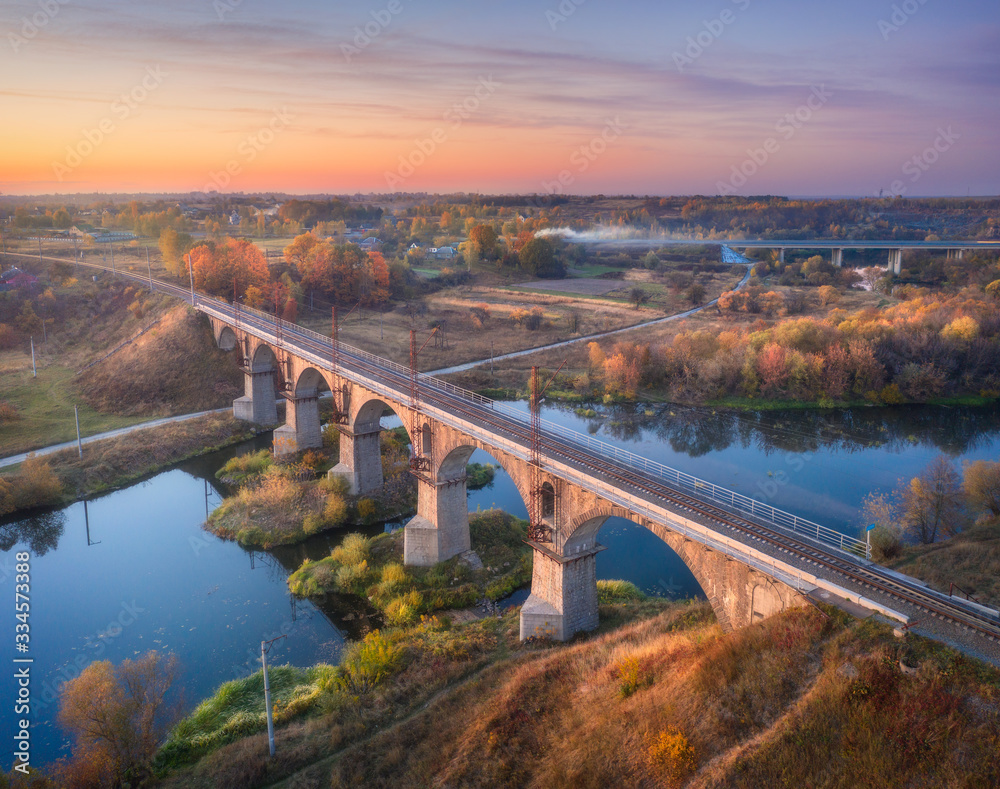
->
[153,598,1000,789]
[0,279,242,456]
[77,301,241,416]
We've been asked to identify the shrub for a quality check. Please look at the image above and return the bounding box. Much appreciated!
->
[331,533,370,566]
[10,455,62,510]
[335,560,370,590]
[617,656,643,697]
[0,401,18,422]
[385,590,423,626]
[338,630,404,692]
[868,524,903,561]
[300,449,325,470]
[323,492,348,527]
[357,497,379,523]
[647,727,696,787]
[597,579,646,604]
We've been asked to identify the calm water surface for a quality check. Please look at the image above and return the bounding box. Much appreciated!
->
[3,403,998,765]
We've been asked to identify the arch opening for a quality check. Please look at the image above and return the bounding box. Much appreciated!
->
[564,512,707,603]
[217,325,238,352]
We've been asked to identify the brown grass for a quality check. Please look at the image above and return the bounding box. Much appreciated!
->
[77,303,242,416]
[149,593,1000,789]
[890,518,1000,608]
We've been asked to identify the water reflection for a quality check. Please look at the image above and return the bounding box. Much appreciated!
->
[0,509,65,556]
[597,403,1000,457]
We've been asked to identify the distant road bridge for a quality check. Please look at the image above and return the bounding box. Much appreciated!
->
[5,248,1000,653]
[605,238,1000,273]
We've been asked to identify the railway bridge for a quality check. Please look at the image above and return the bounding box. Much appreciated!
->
[4,246,998,653]
[203,298,910,642]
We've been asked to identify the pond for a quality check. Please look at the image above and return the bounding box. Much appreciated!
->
[3,401,998,766]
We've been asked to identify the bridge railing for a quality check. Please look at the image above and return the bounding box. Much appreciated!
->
[204,295,868,557]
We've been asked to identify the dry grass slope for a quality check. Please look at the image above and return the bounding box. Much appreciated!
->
[77,304,242,416]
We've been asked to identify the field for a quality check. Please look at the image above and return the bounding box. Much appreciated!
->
[445,282,885,395]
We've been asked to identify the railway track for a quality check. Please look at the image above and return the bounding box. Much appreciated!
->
[11,250,1000,644]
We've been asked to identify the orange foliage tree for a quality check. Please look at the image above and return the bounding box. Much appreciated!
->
[189,238,270,301]
[56,651,180,787]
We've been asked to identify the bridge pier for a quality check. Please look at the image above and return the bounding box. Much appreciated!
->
[778,248,785,264]
[832,248,843,267]
[233,363,277,426]
[273,393,322,457]
[889,248,903,275]
[329,425,382,495]
[404,473,471,567]
[520,541,602,641]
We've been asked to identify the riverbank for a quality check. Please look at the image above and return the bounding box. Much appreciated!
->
[0,412,258,514]
[150,592,1000,789]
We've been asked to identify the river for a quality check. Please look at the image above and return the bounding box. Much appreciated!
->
[3,402,999,766]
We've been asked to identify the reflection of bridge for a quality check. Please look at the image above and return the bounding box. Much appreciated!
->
[5,248,1000,650]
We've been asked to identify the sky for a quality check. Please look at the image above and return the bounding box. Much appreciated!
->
[0,0,998,197]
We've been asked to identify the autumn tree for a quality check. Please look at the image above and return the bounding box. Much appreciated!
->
[190,238,270,301]
[817,285,840,306]
[469,224,499,261]
[687,282,706,305]
[628,286,650,310]
[57,651,180,787]
[963,460,1000,518]
[158,227,193,278]
[901,455,965,543]
[588,341,606,378]
[518,237,564,278]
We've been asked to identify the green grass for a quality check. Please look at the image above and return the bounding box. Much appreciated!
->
[155,664,338,772]
[0,363,149,457]
[289,510,533,616]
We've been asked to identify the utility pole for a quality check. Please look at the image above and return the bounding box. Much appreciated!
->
[261,635,287,758]
[30,337,36,378]
[187,253,195,305]
[75,405,83,457]
[37,236,42,266]
[110,243,116,277]
[146,246,153,292]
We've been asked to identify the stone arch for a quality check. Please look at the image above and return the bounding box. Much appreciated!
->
[217,325,238,352]
[251,342,278,371]
[436,443,531,510]
[293,366,330,398]
[351,396,412,446]
[562,505,715,606]
[559,505,806,632]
